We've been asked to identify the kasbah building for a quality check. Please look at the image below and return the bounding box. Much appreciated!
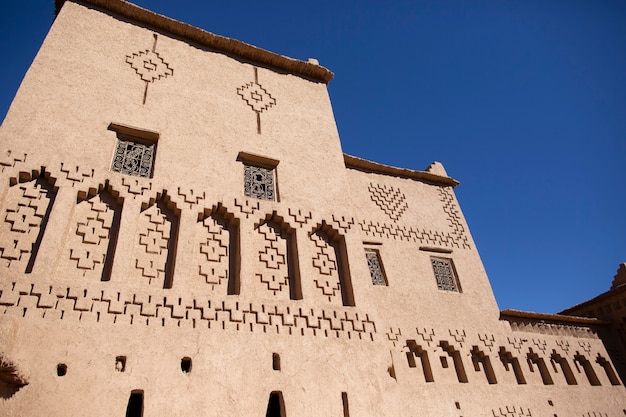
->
[0,1,624,416]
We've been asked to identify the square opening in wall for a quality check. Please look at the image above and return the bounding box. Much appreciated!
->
[365,248,387,286]
[109,123,159,179]
[431,257,461,292]
[237,151,279,201]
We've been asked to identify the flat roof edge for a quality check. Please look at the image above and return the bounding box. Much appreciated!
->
[343,154,460,187]
[55,0,334,83]
[500,309,610,326]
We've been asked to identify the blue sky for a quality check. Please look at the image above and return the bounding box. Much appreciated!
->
[1,1,624,313]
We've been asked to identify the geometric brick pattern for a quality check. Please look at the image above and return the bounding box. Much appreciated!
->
[358,187,471,250]
[198,216,229,291]
[125,50,173,83]
[0,178,54,270]
[491,406,532,417]
[438,187,471,249]
[310,231,342,303]
[368,183,408,222]
[134,203,171,286]
[68,192,120,279]
[0,279,376,341]
[256,222,289,296]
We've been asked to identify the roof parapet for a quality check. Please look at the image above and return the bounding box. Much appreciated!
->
[54,0,334,83]
[343,154,459,187]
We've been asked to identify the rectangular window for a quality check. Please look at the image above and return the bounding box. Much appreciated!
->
[244,164,275,201]
[365,249,387,286]
[109,123,159,178]
[237,151,279,202]
[431,257,460,292]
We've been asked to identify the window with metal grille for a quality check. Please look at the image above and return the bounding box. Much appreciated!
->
[111,137,155,178]
[366,249,387,286]
[108,123,159,179]
[243,163,275,201]
[431,257,460,292]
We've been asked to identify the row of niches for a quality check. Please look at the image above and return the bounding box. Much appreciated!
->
[0,171,464,305]
[56,353,282,377]
[400,339,621,387]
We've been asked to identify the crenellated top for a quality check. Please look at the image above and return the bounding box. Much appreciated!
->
[54,0,334,83]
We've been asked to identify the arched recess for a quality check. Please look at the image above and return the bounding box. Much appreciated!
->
[498,347,526,384]
[439,341,468,383]
[406,340,434,382]
[265,391,286,417]
[527,348,553,385]
[550,350,577,385]
[66,182,123,282]
[197,203,240,295]
[254,211,301,300]
[574,352,601,386]
[470,346,497,384]
[309,221,355,307]
[596,354,621,385]
[134,191,180,289]
[0,168,57,273]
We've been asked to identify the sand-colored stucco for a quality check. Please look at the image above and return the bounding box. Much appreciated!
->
[0,1,624,416]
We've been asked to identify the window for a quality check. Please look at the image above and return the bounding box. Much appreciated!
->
[431,257,460,292]
[244,164,275,200]
[109,123,159,178]
[237,151,279,201]
[365,249,387,286]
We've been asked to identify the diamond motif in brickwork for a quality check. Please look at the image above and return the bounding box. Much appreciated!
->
[237,81,276,113]
[125,50,173,83]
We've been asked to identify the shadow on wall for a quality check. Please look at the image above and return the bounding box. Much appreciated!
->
[0,354,28,399]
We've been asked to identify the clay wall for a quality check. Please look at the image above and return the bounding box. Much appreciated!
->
[0,1,624,416]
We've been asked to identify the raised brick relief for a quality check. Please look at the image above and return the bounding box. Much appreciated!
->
[237,67,276,134]
[491,406,532,417]
[0,279,376,341]
[0,176,56,272]
[256,222,289,296]
[198,215,229,291]
[287,208,312,228]
[234,198,260,219]
[368,183,408,222]
[67,189,122,281]
[59,163,94,188]
[310,231,342,304]
[0,150,26,173]
[438,187,471,249]
[134,197,179,288]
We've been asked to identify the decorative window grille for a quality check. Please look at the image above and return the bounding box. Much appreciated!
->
[111,137,155,178]
[431,257,460,292]
[366,249,387,286]
[244,164,275,201]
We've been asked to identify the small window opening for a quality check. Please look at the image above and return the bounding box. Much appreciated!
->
[455,401,461,410]
[181,357,192,373]
[431,257,461,292]
[126,390,144,417]
[365,248,387,286]
[116,356,126,372]
[265,391,286,417]
[56,363,67,377]
[272,353,281,371]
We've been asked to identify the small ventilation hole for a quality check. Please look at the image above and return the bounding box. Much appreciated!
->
[56,363,67,377]
[181,357,192,373]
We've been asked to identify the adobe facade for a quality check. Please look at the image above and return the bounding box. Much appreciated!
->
[0,1,624,416]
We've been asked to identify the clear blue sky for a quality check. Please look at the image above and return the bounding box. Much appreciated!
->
[1,1,624,313]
